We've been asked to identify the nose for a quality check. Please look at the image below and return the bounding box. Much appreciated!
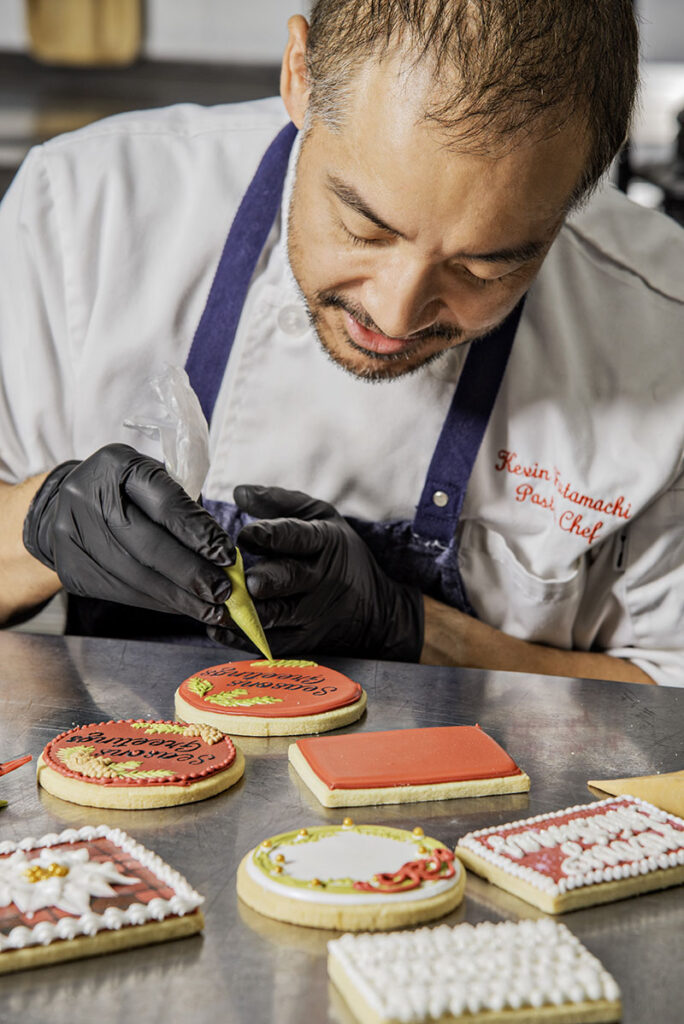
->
[361,258,444,339]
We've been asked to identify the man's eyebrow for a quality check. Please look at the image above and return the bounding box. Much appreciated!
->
[457,239,548,264]
[327,174,405,237]
[327,173,548,264]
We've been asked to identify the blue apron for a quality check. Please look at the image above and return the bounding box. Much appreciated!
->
[66,123,521,640]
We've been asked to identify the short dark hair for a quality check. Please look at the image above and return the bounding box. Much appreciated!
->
[305,0,639,199]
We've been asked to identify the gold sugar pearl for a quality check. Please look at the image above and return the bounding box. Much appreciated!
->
[298,829,309,837]
[274,854,285,863]
[273,865,283,874]
[412,827,425,837]
[261,839,273,849]
[310,878,322,887]
[342,817,354,827]
[417,846,428,855]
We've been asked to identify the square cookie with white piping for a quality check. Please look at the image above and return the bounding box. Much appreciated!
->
[328,919,621,1024]
[456,795,684,913]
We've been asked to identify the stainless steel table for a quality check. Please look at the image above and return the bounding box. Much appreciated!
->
[1,631,682,1023]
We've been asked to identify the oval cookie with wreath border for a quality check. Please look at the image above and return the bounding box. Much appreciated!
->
[236,820,464,931]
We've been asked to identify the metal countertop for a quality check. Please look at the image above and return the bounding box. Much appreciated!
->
[0,631,682,1023]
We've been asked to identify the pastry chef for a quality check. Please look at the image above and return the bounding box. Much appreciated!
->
[1,2,684,686]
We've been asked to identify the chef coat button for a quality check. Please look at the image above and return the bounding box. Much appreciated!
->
[278,304,309,337]
[432,490,449,508]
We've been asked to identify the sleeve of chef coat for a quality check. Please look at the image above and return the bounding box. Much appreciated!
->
[0,145,75,483]
[589,468,684,687]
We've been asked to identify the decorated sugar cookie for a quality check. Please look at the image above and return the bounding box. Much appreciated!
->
[289,725,530,807]
[0,825,204,974]
[175,659,367,736]
[328,919,621,1024]
[457,795,684,913]
[236,820,464,931]
[37,720,244,809]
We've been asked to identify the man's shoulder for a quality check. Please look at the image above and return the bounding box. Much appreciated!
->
[43,95,289,151]
[562,183,684,304]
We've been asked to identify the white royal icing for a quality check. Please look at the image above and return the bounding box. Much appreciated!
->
[328,919,621,1022]
[0,826,203,953]
[457,796,684,896]
[247,828,460,905]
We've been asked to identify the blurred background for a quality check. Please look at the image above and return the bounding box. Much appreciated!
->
[0,0,684,219]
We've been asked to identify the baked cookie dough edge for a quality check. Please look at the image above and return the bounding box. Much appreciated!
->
[0,910,204,976]
[175,687,367,736]
[457,844,684,914]
[288,742,530,807]
[235,853,465,932]
[36,748,245,809]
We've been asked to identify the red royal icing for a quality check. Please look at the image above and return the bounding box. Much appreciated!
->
[296,725,522,789]
[353,847,456,893]
[178,661,362,718]
[42,721,236,787]
[475,797,684,883]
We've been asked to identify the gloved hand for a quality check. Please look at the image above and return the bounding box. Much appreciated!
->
[229,484,424,661]
[23,443,235,626]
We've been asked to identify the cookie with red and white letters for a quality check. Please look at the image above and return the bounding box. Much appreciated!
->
[0,825,204,974]
[175,659,366,736]
[288,725,529,807]
[237,820,464,931]
[457,794,684,913]
[36,719,244,809]
[328,919,621,1024]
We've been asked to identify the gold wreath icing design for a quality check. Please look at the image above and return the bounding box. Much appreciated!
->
[56,745,175,780]
[224,548,272,660]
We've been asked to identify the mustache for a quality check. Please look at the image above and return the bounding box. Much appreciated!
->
[314,290,466,344]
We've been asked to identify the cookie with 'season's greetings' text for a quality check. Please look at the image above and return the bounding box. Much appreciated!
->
[0,825,204,974]
[457,794,684,913]
[36,720,244,809]
[328,920,621,1024]
[236,820,464,931]
[175,659,366,736]
[288,725,530,807]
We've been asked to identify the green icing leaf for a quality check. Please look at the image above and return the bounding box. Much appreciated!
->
[187,676,213,697]
[130,722,192,736]
[206,688,282,708]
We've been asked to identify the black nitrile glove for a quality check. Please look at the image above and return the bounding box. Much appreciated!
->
[23,443,236,626]
[230,484,424,661]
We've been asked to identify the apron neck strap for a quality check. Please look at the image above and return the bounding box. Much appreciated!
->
[413,299,525,544]
[185,121,298,424]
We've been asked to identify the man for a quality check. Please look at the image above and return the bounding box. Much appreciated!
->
[1,2,683,684]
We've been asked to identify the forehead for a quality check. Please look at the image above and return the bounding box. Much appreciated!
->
[306,57,588,255]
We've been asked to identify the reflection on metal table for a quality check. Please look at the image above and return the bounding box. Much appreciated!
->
[0,631,682,1023]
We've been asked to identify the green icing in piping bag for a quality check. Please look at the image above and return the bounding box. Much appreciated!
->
[224,548,273,660]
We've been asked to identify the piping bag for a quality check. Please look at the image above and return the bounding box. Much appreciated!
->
[124,364,272,659]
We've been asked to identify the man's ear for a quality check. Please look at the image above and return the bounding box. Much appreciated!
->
[280,15,310,129]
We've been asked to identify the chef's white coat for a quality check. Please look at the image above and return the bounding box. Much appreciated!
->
[1,97,683,685]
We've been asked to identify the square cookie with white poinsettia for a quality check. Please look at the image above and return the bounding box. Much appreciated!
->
[0,825,204,973]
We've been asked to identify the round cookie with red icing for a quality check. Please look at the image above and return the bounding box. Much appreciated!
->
[236,820,464,931]
[36,720,245,809]
[175,660,367,736]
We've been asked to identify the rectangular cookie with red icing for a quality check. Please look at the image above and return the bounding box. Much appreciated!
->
[288,725,529,807]
[328,919,621,1023]
[0,825,204,973]
[456,794,684,913]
